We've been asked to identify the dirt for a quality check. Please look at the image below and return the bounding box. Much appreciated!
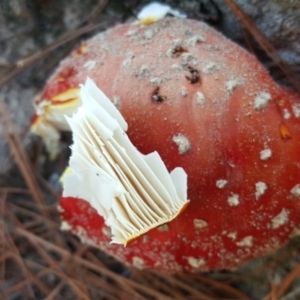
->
[0,1,300,299]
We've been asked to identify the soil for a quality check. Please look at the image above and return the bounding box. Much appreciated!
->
[1,1,300,299]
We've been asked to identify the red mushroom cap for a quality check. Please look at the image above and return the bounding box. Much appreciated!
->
[37,17,300,273]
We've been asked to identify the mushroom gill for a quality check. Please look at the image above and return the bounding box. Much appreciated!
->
[62,78,189,245]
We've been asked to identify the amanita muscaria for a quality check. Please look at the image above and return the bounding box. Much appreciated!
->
[32,17,300,272]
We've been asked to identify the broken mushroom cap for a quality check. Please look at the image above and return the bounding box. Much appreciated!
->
[31,82,80,159]
[62,78,189,245]
[40,17,300,273]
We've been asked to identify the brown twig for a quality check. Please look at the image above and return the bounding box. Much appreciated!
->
[152,271,215,300]
[185,273,252,300]
[0,99,47,218]
[15,227,174,299]
[224,0,300,94]
[263,262,300,300]
[0,0,109,88]
[43,281,65,300]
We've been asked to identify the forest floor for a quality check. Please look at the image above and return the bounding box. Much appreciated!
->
[1,1,300,299]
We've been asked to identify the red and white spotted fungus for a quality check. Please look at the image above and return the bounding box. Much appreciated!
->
[33,17,300,273]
